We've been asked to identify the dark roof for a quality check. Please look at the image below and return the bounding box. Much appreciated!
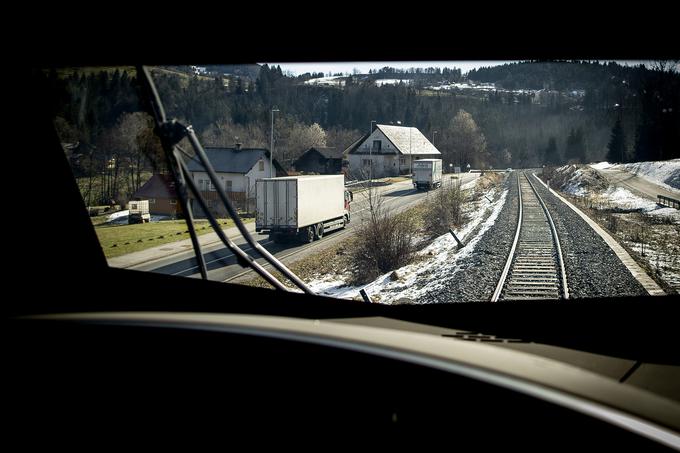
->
[343,133,370,155]
[185,147,269,174]
[305,147,345,159]
[133,174,178,199]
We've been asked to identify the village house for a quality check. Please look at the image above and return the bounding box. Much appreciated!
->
[293,147,347,175]
[347,124,441,179]
[130,173,181,217]
[186,144,286,217]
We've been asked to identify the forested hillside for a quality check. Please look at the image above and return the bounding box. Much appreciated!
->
[42,61,679,204]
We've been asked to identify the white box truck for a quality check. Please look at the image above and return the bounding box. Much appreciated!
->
[412,159,443,190]
[255,175,353,243]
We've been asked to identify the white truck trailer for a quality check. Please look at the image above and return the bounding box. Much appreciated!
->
[255,175,353,243]
[412,159,443,190]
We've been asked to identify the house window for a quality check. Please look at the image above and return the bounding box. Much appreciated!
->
[148,198,156,204]
[169,199,176,205]
[208,181,215,191]
[399,157,406,166]
[362,159,372,167]
[259,160,264,171]
[226,180,233,192]
[373,140,381,151]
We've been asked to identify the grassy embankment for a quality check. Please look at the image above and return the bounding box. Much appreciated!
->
[96,217,254,259]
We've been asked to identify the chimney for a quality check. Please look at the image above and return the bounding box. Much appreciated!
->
[235,143,242,150]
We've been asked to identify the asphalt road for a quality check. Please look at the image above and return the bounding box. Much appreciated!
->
[594,167,679,201]
[133,173,479,283]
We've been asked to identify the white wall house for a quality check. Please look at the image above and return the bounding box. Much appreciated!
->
[186,146,285,216]
[347,124,441,179]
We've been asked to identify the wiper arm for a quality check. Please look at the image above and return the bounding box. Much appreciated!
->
[136,65,314,294]
[136,66,209,280]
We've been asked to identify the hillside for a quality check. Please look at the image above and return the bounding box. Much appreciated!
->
[44,60,680,197]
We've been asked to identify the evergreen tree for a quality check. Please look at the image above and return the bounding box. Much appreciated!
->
[606,117,626,163]
[544,136,560,165]
[564,127,586,163]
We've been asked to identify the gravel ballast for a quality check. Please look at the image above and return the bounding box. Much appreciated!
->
[529,174,647,298]
[421,171,647,303]
[421,174,519,303]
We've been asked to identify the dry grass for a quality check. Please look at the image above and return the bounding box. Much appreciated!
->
[238,240,352,290]
[560,193,679,295]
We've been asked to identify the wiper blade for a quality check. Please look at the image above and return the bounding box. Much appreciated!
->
[136,65,313,294]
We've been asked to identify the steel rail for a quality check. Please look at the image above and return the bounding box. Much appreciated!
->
[526,173,569,299]
[492,172,569,301]
[491,172,523,302]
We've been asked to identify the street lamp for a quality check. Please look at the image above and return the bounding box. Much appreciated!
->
[270,108,279,177]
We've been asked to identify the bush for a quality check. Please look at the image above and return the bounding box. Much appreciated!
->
[348,186,419,284]
[422,179,467,236]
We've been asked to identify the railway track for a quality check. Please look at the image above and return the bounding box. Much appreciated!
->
[492,172,569,301]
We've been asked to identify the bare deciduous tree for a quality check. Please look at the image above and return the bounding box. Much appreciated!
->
[348,183,419,284]
[423,178,466,236]
[443,109,489,170]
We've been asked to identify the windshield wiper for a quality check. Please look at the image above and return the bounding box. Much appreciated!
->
[136,65,314,294]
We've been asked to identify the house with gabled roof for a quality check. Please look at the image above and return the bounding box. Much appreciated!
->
[293,146,346,175]
[131,173,181,217]
[347,124,441,179]
[185,144,287,216]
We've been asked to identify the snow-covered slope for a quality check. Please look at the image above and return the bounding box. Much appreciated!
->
[589,159,680,191]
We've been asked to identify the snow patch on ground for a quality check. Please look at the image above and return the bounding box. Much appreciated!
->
[107,210,130,222]
[554,165,589,196]
[105,210,173,225]
[427,81,540,96]
[304,76,346,86]
[623,238,680,292]
[590,161,614,170]
[308,184,509,303]
[598,187,680,220]
[374,79,412,86]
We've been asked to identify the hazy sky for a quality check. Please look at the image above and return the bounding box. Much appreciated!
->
[263,60,659,76]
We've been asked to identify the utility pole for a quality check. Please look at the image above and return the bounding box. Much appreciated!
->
[270,108,279,177]
[369,120,376,183]
[409,126,412,175]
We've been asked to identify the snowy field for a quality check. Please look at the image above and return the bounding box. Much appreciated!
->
[374,79,412,86]
[306,183,509,303]
[427,81,538,96]
[303,76,346,87]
